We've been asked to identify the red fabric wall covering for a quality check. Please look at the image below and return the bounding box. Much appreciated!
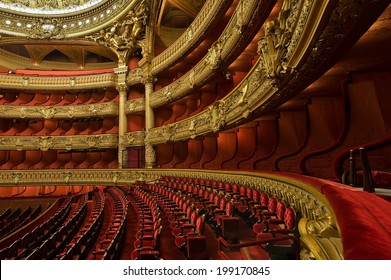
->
[1,151,25,169]
[128,114,144,132]
[298,94,346,177]
[79,152,101,168]
[256,116,297,170]
[248,119,279,169]
[274,105,310,172]
[0,119,12,132]
[321,183,391,259]
[34,150,57,169]
[95,150,117,168]
[156,143,174,168]
[50,152,71,169]
[329,72,391,179]
[199,135,218,169]
[155,106,173,127]
[219,131,239,169]
[202,131,236,169]
[179,139,203,168]
[231,125,257,169]
[0,151,9,166]
[172,141,189,168]
[65,153,87,168]
[23,151,43,169]
[183,98,201,119]
[191,88,217,116]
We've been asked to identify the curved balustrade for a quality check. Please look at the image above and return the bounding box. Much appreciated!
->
[0,135,118,151]
[149,0,274,108]
[123,131,145,147]
[0,103,118,120]
[0,73,117,91]
[125,98,145,114]
[146,0,385,145]
[126,68,143,86]
[149,0,232,74]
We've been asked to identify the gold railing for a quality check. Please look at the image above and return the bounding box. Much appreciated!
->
[0,135,118,151]
[0,102,118,119]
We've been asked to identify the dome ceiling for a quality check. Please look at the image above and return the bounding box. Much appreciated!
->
[0,0,106,15]
[0,0,205,70]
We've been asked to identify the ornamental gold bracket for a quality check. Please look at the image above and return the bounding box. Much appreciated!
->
[85,0,149,65]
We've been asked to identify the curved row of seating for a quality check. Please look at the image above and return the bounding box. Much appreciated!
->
[0,205,42,240]
[0,90,117,106]
[154,176,300,260]
[91,187,128,260]
[0,197,73,260]
[147,184,208,260]
[25,195,88,259]
[57,190,105,260]
[129,187,162,260]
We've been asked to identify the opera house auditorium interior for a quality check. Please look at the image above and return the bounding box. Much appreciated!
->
[0,0,390,261]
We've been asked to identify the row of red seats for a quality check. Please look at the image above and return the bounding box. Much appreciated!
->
[0,90,117,106]
[157,176,300,260]
[91,187,128,260]
[0,205,42,240]
[129,186,162,260]
[0,197,73,259]
[58,190,105,260]
[25,195,88,259]
[145,183,207,260]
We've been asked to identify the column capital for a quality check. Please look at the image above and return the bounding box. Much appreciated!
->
[141,74,157,85]
[116,83,129,94]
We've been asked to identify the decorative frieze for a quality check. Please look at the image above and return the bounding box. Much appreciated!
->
[0,73,116,90]
[149,0,269,108]
[0,102,118,119]
[151,0,229,74]
[123,131,145,147]
[0,135,118,151]
[125,98,145,114]
[0,0,137,38]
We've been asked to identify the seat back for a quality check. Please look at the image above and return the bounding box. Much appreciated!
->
[276,202,286,220]
[284,207,296,230]
[268,197,277,212]
[225,201,234,217]
[260,192,269,208]
[195,216,205,235]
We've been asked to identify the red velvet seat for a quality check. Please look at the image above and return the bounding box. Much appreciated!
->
[255,207,298,259]
[171,210,198,237]
[134,227,161,249]
[252,199,283,235]
[174,216,204,249]
[131,249,160,260]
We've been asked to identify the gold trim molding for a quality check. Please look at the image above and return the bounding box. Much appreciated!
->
[149,0,269,108]
[125,98,145,114]
[0,0,139,38]
[0,72,116,90]
[123,131,145,147]
[0,102,118,119]
[0,134,118,151]
[126,68,143,86]
[149,0,230,74]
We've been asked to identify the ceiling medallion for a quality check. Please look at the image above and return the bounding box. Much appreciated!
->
[0,0,105,15]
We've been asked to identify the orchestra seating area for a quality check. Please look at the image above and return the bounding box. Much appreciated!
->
[0,173,390,260]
